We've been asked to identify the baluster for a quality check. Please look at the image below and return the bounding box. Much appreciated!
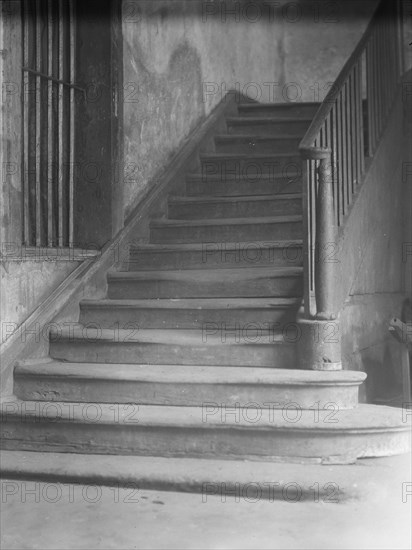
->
[351,66,359,188]
[302,158,312,318]
[324,115,335,223]
[392,2,401,99]
[379,20,386,131]
[69,0,75,247]
[35,0,41,246]
[353,66,359,189]
[23,0,30,244]
[372,30,380,146]
[376,23,382,139]
[47,0,53,246]
[330,104,339,225]
[382,15,390,122]
[371,32,378,151]
[310,146,317,298]
[341,83,348,213]
[348,71,355,196]
[366,40,375,156]
[315,154,335,320]
[336,92,344,220]
[58,0,64,247]
[356,59,364,182]
[389,9,396,105]
[394,0,403,80]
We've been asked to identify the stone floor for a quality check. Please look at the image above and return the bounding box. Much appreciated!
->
[1,455,411,550]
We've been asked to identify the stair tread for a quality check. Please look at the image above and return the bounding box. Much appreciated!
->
[80,297,301,309]
[186,173,300,181]
[168,194,302,204]
[2,400,408,431]
[200,152,299,159]
[48,326,290,345]
[226,117,312,123]
[214,134,303,140]
[151,215,302,227]
[14,360,367,386]
[108,266,303,280]
[237,102,320,108]
[130,240,303,252]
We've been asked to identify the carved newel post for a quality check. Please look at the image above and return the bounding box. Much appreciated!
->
[298,149,342,371]
[315,156,336,321]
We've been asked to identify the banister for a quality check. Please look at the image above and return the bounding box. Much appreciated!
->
[299,0,383,155]
[296,0,404,369]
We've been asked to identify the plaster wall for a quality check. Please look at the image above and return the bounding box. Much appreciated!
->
[1,0,409,397]
[337,92,409,402]
[0,259,81,336]
[122,0,281,216]
[283,0,377,101]
[0,1,106,344]
[122,0,381,216]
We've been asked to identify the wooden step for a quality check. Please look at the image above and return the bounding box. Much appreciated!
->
[226,117,312,135]
[126,240,303,271]
[107,266,303,299]
[237,102,320,119]
[14,360,366,409]
[2,400,409,462]
[186,173,302,196]
[214,135,301,154]
[200,153,301,180]
[48,327,297,368]
[150,215,303,244]
[168,194,302,219]
[79,297,301,329]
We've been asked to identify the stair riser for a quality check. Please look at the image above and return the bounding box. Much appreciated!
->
[227,120,310,135]
[79,305,299,330]
[214,138,301,155]
[150,221,302,244]
[127,246,303,270]
[238,105,319,118]
[168,198,302,219]
[49,340,296,368]
[2,421,409,461]
[200,156,301,178]
[108,276,303,299]
[186,177,302,197]
[14,377,361,409]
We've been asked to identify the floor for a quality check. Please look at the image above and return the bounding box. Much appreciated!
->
[1,455,411,550]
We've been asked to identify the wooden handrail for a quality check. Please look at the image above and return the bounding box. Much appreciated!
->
[299,2,380,155]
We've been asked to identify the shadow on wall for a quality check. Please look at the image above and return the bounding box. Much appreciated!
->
[123,35,204,215]
[362,346,403,404]
[361,299,411,404]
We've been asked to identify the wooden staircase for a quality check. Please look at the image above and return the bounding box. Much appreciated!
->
[1,102,410,476]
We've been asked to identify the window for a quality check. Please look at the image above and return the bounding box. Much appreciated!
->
[22,0,81,247]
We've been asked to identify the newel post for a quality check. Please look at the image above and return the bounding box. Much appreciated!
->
[298,147,341,371]
[315,155,336,321]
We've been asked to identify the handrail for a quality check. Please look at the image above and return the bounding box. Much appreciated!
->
[299,7,378,153]
[298,0,404,321]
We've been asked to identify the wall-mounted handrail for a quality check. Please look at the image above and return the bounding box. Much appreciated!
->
[299,0,404,320]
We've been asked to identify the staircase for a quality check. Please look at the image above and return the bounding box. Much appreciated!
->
[1,102,410,475]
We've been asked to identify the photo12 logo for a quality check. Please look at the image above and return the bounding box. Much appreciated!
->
[201,2,341,24]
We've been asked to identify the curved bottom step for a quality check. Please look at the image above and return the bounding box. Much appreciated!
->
[13,360,367,409]
[1,401,410,463]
